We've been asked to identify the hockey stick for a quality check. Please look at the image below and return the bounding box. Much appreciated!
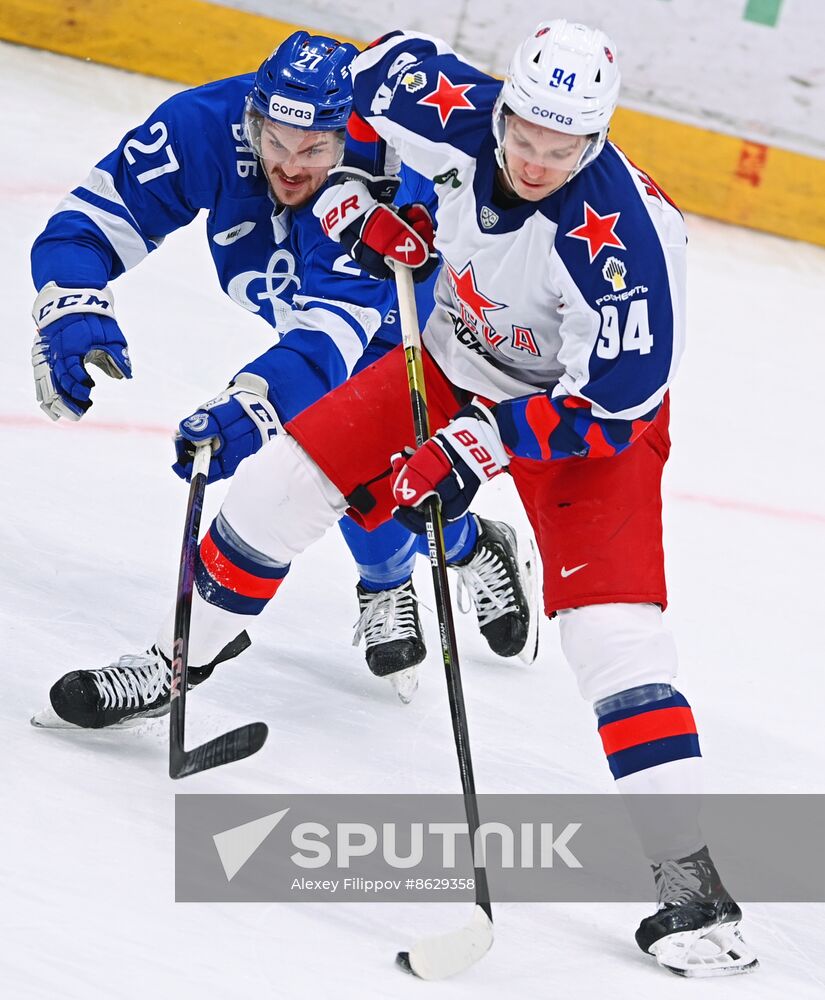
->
[168,444,268,779]
[392,264,494,979]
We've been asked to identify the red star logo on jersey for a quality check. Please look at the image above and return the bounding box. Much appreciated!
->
[447,261,506,325]
[566,202,627,263]
[417,73,475,128]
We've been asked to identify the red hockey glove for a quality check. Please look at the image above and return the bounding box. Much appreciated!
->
[314,172,437,282]
[391,402,509,533]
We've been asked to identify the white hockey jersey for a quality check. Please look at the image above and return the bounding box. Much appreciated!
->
[344,31,687,461]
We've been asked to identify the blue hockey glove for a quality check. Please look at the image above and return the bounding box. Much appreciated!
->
[31,282,132,420]
[390,402,509,534]
[314,168,438,282]
[173,374,283,483]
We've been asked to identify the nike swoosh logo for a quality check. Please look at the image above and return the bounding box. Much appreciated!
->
[560,563,588,578]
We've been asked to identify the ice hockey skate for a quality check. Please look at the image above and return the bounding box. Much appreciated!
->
[636,845,758,977]
[353,580,425,703]
[452,516,538,663]
[31,632,251,730]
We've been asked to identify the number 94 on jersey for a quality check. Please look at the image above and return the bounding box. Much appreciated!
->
[596,299,652,360]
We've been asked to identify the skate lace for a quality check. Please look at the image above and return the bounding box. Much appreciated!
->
[91,651,170,711]
[655,858,704,906]
[353,585,422,649]
[454,546,517,627]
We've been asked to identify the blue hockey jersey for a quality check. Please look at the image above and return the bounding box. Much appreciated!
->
[31,73,438,423]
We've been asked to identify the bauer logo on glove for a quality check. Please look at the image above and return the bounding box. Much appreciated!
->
[390,402,509,533]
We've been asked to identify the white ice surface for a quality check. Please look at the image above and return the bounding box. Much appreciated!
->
[2,44,824,1000]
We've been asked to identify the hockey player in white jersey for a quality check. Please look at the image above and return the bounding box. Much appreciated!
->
[29,32,535,707]
[309,21,757,976]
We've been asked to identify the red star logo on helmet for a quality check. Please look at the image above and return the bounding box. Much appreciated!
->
[447,261,506,325]
[566,202,627,263]
[417,72,476,128]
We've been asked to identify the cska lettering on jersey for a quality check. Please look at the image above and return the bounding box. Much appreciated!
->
[31,73,439,422]
[446,261,542,359]
[347,32,687,460]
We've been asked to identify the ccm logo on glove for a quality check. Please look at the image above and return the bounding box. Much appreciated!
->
[35,289,113,326]
[31,281,131,421]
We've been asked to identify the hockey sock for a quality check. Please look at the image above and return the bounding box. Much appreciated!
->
[339,514,420,591]
[441,511,478,565]
[339,511,478,592]
[595,683,700,779]
[595,683,705,861]
[196,511,290,614]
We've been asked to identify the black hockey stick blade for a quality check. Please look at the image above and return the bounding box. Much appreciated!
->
[169,720,268,779]
[395,904,494,980]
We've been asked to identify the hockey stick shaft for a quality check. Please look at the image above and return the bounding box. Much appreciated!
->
[168,446,268,778]
[169,444,211,774]
[394,265,492,920]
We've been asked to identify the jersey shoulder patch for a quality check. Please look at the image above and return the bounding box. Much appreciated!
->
[362,45,501,160]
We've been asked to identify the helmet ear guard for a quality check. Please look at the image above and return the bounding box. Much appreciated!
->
[493,19,621,182]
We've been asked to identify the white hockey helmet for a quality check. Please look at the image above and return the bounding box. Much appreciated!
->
[493,20,621,178]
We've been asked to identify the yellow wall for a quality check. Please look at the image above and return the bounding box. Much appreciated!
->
[0,0,360,84]
[3,0,824,247]
[612,107,825,249]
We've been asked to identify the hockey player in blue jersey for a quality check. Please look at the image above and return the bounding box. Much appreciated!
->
[46,21,751,976]
[30,32,534,708]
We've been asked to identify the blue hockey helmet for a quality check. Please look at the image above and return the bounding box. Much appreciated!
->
[246,31,357,132]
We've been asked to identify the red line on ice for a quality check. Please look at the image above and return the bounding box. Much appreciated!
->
[0,413,171,437]
[666,489,825,526]
[1,413,822,526]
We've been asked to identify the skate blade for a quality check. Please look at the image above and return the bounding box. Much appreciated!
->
[651,922,759,978]
[31,707,82,729]
[389,667,419,704]
[30,705,167,730]
[517,536,540,665]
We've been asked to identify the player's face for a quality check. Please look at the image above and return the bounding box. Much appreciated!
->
[259,121,344,206]
[500,117,589,200]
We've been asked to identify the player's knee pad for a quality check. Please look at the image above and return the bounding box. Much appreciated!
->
[557,602,678,704]
[221,433,347,564]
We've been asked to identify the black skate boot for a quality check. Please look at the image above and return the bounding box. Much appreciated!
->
[636,845,758,977]
[354,580,425,703]
[32,632,251,730]
[452,516,536,660]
